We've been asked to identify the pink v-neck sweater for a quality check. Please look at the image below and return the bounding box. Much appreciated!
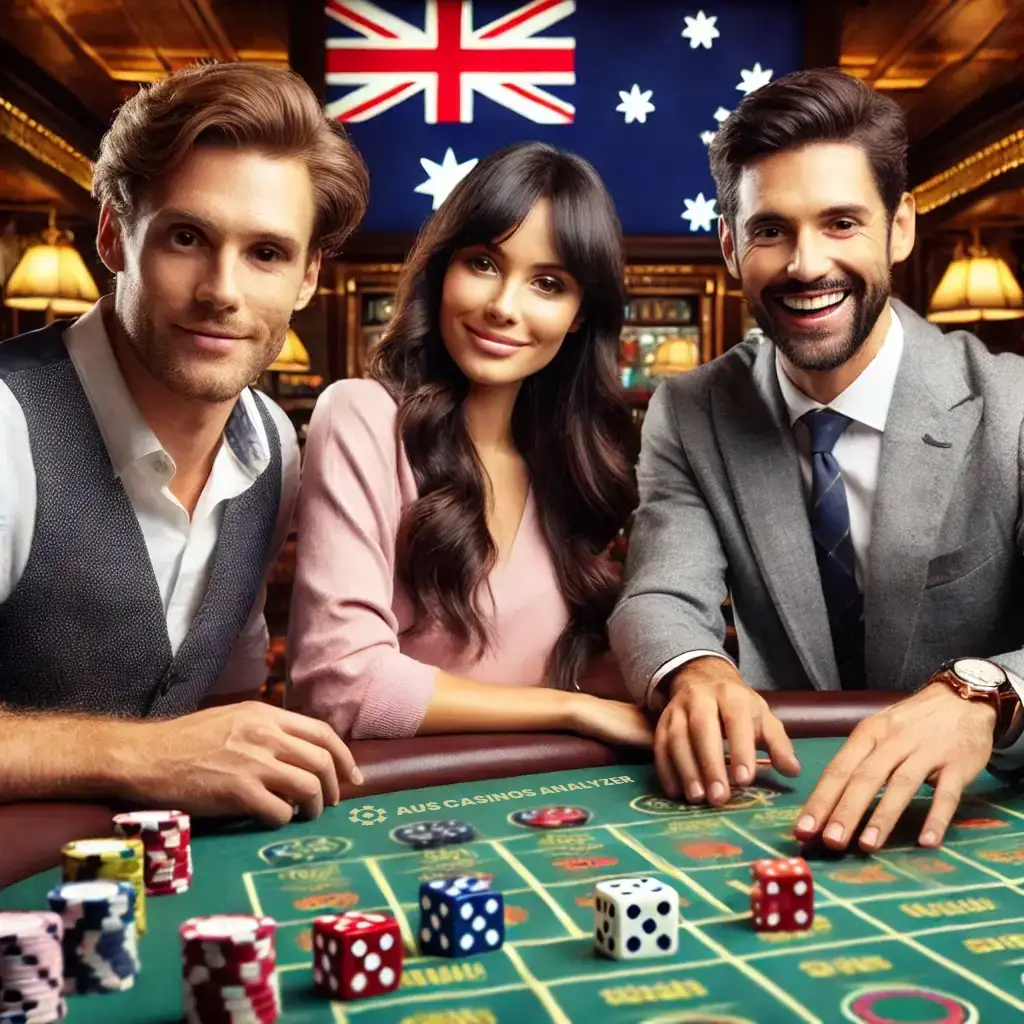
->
[287,379,572,740]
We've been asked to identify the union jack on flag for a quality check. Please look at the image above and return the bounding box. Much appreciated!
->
[330,0,804,234]
[325,0,576,124]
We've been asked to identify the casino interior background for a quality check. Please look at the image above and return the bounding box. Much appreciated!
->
[1,0,1023,691]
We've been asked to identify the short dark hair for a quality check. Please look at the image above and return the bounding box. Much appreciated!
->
[709,68,908,226]
[93,62,368,257]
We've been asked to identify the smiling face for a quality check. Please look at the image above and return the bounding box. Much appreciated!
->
[98,145,321,403]
[721,141,914,372]
[439,198,584,391]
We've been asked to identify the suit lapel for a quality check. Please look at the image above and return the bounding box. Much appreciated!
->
[865,302,982,690]
[712,342,841,690]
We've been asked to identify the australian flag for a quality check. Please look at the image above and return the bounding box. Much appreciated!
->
[325,1,804,235]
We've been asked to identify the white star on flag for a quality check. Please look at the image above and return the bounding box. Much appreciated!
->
[700,130,717,146]
[414,148,478,210]
[681,10,719,49]
[737,63,773,95]
[714,106,731,123]
[681,193,719,232]
[616,84,655,124]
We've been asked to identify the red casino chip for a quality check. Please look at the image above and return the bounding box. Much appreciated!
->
[512,806,591,829]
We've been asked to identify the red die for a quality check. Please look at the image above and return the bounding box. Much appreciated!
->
[312,912,403,1000]
[750,857,813,932]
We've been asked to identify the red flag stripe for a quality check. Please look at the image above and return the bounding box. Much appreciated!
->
[338,80,417,120]
[328,0,400,39]
[503,81,573,120]
[478,0,566,41]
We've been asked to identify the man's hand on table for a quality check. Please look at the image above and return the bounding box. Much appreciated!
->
[654,657,801,805]
[123,702,362,827]
[794,682,996,853]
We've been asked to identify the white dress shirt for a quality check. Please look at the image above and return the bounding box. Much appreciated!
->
[0,299,300,698]
[651,307,905,688]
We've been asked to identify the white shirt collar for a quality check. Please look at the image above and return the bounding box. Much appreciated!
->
[63,298,269,482]
[775,304,905,432]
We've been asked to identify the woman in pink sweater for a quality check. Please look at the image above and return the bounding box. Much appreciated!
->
[288,141,651,748]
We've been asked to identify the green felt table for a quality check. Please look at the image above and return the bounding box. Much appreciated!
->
[4,736,1024,1023]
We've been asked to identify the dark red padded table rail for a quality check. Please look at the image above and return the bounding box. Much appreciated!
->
[0,691,895,889]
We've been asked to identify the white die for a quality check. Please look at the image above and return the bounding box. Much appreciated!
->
[593,877,679,959]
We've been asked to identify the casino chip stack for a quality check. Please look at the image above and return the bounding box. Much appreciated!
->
[0,912,65,1023]
[47,881,139,995]
[393,820,476,850]
[61,839,146,935]
[180,915,279,1024]
[113,811,192,895]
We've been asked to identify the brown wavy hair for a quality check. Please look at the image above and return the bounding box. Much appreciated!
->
[369,141,638,689]
[92,62,368,258]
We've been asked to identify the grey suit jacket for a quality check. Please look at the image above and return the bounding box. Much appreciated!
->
[609,300,1024,709]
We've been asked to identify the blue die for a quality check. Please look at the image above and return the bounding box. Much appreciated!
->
[418,876,504,957]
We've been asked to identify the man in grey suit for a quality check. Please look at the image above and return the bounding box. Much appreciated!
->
[610,67,1024,854]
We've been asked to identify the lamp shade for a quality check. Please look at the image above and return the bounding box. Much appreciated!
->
[928,241,1024,324]
[652,337,699,374]
[268,328,311,372]
[3,215,99,315]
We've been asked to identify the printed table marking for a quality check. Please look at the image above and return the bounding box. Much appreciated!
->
[503,943,573,1024]
[603,828,820,1022]
[908,914,1024,939]
[976,798,1024,825]
[547,953,723,988]
[242,871,265,917]
[330,982,531,1017]
[938,842,1024,892]
[364,856,417,954]
[722,818,1024,1016]
[488,840,587,939]
[604,825,731,914]
[870,853,951,890]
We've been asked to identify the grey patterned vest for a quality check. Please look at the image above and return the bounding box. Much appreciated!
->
[0,321,282,717]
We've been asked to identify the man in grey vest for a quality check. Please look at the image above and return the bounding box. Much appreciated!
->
[0,62,368,825]
[610,69,1024,853]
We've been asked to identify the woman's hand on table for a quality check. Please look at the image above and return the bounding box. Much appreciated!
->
[568,693,654,749]
[794,681,996,853]
[122,702,362,827]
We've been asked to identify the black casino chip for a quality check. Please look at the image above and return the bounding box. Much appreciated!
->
[512,806,591,829]
[392,820,477,850]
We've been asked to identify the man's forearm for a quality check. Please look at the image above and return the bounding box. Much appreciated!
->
[0,708,141,802]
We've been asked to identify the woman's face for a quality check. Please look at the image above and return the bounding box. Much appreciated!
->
[440,198,584,390]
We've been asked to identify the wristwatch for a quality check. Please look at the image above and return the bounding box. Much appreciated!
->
[929,658,1024,749]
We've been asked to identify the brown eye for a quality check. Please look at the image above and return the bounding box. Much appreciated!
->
[468,254,495,273]
[173,229,199,247]
[535,276,564,294]
[254,247,282,263]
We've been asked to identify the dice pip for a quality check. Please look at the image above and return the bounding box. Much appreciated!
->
[419,876,504,957]
[750,857,813,931]
[312,911,403,1000]
[593,876,679,959]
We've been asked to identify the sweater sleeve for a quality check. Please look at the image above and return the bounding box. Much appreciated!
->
[287,379,437,739]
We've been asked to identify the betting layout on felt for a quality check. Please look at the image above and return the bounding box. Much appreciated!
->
[392,820,476,850]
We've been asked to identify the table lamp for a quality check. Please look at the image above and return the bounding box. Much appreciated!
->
[3,210,99,325]
[927,228,1024,324]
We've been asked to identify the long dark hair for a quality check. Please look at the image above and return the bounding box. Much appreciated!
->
[369,141,638,689]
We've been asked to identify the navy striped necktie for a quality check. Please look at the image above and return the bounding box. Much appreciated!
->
[801,408,865,690]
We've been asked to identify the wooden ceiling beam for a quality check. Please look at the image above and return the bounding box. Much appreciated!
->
[864,0,969,85]
[177,0,239,64]
[29,0,120,83]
